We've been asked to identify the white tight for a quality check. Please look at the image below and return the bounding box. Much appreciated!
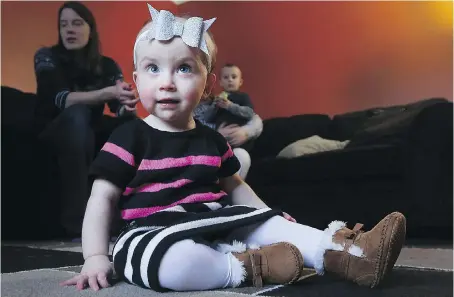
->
[158,216,323,291]
[233,148,251,179]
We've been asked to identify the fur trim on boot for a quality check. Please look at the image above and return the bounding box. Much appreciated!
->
[314,212,406,288]
[313,220,365,275]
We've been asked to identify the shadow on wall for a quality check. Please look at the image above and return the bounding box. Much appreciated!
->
[344,52,396,109]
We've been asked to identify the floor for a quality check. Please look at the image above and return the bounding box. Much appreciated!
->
[1,238,452,297]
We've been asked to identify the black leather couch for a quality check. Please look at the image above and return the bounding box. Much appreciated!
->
[2,86,62,239]
[2,86,453,240]
[247,99,453,239]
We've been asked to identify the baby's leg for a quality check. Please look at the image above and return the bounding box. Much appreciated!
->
[233,148,251,179]
[158,239,244,291]
[232,216,324,268]
[232,213,407,288]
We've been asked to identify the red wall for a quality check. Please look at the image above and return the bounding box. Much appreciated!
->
[180,1,453,118]
[2,1,452,119]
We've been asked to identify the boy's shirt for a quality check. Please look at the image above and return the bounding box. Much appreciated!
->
[215,91,255,128]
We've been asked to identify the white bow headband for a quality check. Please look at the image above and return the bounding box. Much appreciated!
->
[133,4,216,70]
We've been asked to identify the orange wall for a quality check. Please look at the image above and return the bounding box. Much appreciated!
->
[2,1,453,119]
[180,1,453,118]
[1,1,177,118]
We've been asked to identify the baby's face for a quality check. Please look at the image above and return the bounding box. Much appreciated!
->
[134,37,210,124]
[220,66,243,92]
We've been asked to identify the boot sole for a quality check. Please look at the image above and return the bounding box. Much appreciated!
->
[371,212,406,288]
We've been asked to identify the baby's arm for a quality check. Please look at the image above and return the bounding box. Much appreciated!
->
[221,174,296,221]
[61,178,121,291]
[220,174,269,209]
[226,93,254,119]
[217,92,255,120]
[216,133,268,208]
[226,103,254,120]
[82,179,121,260]
[62,121,138,291]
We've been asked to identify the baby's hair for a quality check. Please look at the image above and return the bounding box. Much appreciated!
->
[223,63,238,68]
[134,15,217,74]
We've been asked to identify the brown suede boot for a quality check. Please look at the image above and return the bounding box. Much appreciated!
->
[315,212,406,288]
[233,242,304,287]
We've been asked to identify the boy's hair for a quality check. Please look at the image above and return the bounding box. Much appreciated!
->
[223,63,238,68]
[134,16,217,74]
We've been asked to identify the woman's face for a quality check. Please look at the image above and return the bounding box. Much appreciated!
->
[59,8,90,50]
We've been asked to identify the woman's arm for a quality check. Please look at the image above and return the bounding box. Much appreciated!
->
[82,179,121,260]
[65,89,114,108]
[34,48,115,109]
[242,114,264,140]
[220,174,269,209]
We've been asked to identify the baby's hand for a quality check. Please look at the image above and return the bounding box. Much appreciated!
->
[215,97,232,109]
[283,212,297,223]
[60,255,113,291]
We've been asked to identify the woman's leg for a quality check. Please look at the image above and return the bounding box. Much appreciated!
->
[233,148,251,179]
[93,114,136,151]
[158,239,244,291]
[39,104,95,236]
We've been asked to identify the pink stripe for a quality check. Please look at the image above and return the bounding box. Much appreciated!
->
[138,155,221,170]
[123,179,193,196]
[121,192,227,220]
[102,142,135,166]
[221,144,234,162]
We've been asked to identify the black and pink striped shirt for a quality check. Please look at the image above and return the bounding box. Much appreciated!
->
[90,119,241,221]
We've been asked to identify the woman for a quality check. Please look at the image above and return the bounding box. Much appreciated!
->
[216,114,263,179]
[33,1,138,238]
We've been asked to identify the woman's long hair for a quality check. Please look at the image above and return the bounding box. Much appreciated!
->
[55,1,102,76]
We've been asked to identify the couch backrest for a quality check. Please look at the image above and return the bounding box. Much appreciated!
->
[327,98,449,141]
[250,114,332,159]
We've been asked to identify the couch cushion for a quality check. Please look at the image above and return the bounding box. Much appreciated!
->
[277,135,350,158]
[247,144,403,184]
[250,114,332,160]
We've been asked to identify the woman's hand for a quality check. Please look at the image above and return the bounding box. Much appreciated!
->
[60,255,113,291]
[106,81,138,107]
[218,122,249,147]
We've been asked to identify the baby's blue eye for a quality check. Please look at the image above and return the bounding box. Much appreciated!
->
[178,64,192,73]
[146,64,159,73]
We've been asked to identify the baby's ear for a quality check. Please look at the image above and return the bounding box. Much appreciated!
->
[132,71,138,85]
[203,73,216,98]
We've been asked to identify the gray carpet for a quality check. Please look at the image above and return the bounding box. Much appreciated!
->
[1,241,452,297]
[1,269,266,297]
[1,267,318,297]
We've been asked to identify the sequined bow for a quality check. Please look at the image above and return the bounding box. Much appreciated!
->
[133,4,216,68]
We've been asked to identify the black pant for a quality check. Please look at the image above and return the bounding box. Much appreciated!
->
[39,104,135,236]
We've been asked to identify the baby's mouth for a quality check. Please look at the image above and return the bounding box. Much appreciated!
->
[157,99,180,104]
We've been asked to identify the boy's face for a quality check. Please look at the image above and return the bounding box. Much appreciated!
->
[220,66,243,92]
[133,37,215,124]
